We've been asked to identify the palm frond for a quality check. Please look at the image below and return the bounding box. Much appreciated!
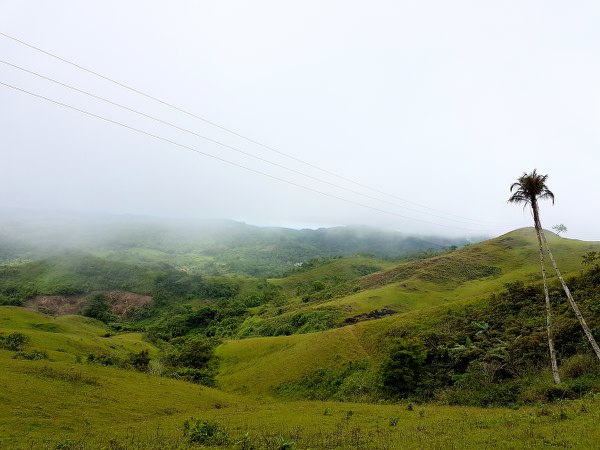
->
[508,169,554,206]
[538,189,555,205]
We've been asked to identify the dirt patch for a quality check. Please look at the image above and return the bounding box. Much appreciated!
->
[343,308,397,325]
[24,295,84,315]
[25,291,152,317]
[105,291,152,317]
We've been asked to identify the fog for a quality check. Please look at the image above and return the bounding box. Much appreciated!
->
[1,1,599,240]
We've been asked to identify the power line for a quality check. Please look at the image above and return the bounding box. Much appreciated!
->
[1,59,505,230]
[0,79,492,237]
[0,31,504,227]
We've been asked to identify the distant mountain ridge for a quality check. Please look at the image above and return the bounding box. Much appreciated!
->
[0,211,477,276]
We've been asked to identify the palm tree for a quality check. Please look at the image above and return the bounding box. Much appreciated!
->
[508,169,560,383]
[510,170,600,380]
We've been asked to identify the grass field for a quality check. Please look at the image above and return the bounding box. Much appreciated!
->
[2,351,600,449]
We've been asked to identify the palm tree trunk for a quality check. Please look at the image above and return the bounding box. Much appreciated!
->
[532,203,561,384]
[538,227,600,363]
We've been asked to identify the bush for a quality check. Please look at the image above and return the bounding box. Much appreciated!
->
[0,296,23,306]
[86,353,125,367]
[561,354,600,379]
[129,350,150,372]
[164,335,217,369]
[273,361,376,401]
[160,335,219,386]
[183,418,228,445]
[381,339,427,398]
[81,294,116,323]
[0,332,30,351]
[521,375,599,402]
[13,349,48,360]
[172,367,216,386]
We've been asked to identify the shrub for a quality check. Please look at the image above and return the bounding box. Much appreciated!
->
[81,294,116,323]
[276,436,296,450]
[183,418,228,445]
[561,354,600,379]
[521,375,599,402]
[164,335,217,370]
[25,366,100,386]
[0,332,29,351]
[172,367,216,386]
[381,339,427,398]
[0,296,23,306]
[273,361,375,401]
[13,349,48,360]
[445,362,520,407]
[129,350,150,372]
[86,353,125,367]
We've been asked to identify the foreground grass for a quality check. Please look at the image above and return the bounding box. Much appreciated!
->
[2,354,600,449]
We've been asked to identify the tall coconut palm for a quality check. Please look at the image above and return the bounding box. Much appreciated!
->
[510,170,600,381]
[509,170,560,383]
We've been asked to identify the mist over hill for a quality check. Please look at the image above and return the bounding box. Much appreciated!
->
[0,210,479,276]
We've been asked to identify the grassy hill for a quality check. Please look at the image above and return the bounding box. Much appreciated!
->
[0,307,156,361]
[216,228,600,396]
[311,228,597,319]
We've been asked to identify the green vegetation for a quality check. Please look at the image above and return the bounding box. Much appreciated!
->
[1,220,600,448]
[0,216,466,277]
[217,229,600,400]
[2,349,600,449]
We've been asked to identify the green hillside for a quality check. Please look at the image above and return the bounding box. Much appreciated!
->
[217,228,600,396]
[312,228,598,320]
[1,307,600,449]
[2,225,600,448]
[0,307,156,361]
[0,212,468,277]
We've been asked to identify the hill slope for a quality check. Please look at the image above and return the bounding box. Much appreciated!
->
[216,228,600,395]
[1,307,600,449]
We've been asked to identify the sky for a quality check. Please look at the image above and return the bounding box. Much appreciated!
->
[1,1,599,239]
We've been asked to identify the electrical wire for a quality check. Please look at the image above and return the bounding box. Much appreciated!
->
[0,79,495,239]
[1,59,507,230]
[0,31,507,227]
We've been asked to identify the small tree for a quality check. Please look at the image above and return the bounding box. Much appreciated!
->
[552,224,567,236]
[81,294,114,323]
[0,332,29,351]
[381,339,427,397]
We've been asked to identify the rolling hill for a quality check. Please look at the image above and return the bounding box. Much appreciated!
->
[1,224,600,448]
[216,228,600,395]
[0,210,471,277]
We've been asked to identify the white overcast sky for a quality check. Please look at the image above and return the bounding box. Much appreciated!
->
[1,1,599,239]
